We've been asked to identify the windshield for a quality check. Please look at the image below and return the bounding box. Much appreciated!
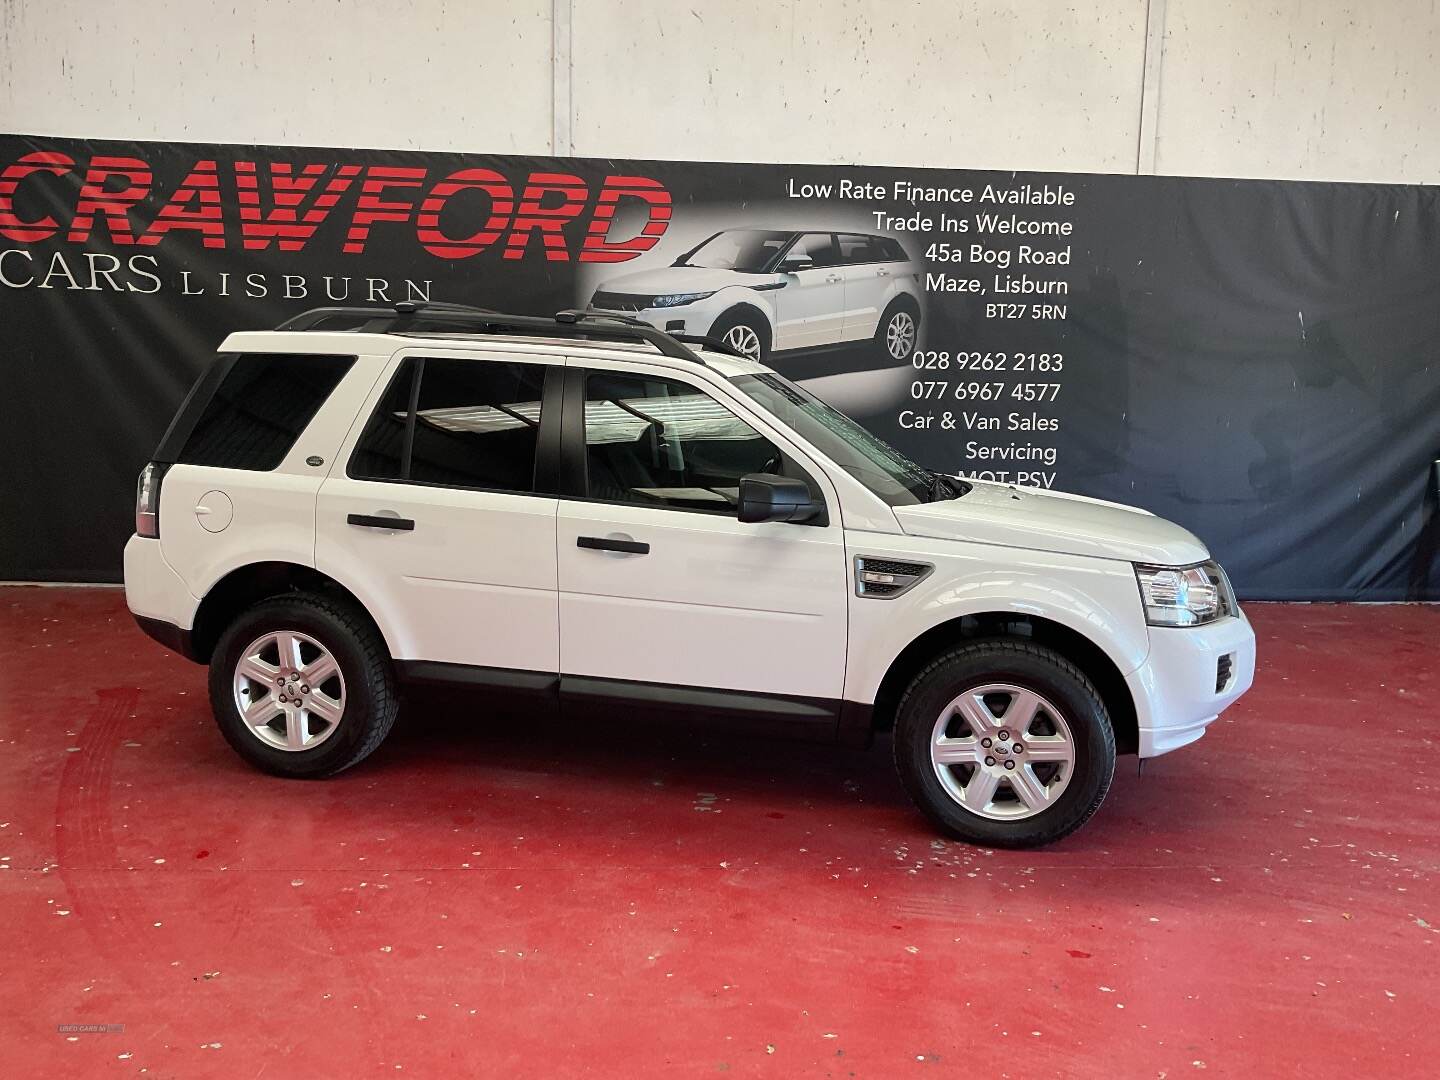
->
[676,230,792,273]
[730,372,938,506]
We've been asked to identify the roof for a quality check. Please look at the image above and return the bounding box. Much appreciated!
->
[219,325,771,380]
[226,302,766,376]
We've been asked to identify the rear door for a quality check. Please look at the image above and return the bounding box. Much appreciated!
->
[836,233,891,340]
[555,360,848,720]
[316,348,562,676]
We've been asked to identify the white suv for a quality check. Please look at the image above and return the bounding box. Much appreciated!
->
[588,229,922,363]
[124,303,1255,848]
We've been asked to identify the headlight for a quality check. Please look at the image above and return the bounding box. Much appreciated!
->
[1134,561,1233,627]
[651,291,714,308]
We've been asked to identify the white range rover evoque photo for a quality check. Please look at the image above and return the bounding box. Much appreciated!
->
[588,228,924,364]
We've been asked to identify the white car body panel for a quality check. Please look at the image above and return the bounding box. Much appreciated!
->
[126,324,1256,767]
[314,347,562,670]
[557,355,849,699]
[893,479,1210,565]
[842,528,1155,705]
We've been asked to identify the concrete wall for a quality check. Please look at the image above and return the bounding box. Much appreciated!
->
[1,0,1436,183]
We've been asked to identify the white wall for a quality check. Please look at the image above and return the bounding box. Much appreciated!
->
[1,0,1437,183]
[1156,1,1440,182]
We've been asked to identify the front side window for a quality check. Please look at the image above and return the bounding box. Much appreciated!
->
[177,353,355,471]
[730,371,933,507]
[584,372,809,514]
[784,232,839,268]
[350,357,546,493]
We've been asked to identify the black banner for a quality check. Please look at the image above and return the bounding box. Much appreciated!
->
[2,132,1437,598]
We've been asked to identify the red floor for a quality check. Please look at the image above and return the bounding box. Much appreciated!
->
[1,588,1436,1078]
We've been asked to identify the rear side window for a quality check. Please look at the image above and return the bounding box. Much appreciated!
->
[350,356,547,493]
[878,237,908,261]
[838,233,886,264]
[176,353,354,471]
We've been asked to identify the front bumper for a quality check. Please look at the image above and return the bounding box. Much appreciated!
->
[1126,610,1257,757]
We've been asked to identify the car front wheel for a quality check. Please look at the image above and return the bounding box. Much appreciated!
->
[710,308,770,362]
[892,640,1115,848]
[208,592,398,778]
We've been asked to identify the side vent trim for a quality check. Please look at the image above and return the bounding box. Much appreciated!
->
[854,556,933,599]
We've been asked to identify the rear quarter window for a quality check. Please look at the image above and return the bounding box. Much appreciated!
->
[174,352,355,471]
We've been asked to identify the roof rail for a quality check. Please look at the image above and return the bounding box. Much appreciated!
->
[272,301,752,365]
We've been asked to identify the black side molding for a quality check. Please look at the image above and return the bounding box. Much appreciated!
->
[396,661,559,701]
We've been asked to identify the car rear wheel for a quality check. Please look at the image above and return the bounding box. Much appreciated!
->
[892,640,1115,848]
[208,592,397,778]
[711,308,770,362]
[877,300,919,362]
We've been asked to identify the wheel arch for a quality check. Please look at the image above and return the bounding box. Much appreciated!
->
[866,612,1139,755]
[713,299,774,339]
[190,561,389,664]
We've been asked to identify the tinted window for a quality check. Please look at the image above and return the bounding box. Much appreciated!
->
[584,372,805,514]
[350,357,546,493]
[837,233,886,264]
[177,352,354,471]
[783,232,839,268]
[877,237,908,261]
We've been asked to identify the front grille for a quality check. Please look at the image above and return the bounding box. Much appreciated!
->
[591,291,654,312]
[855,557,932,599]
[1216,653,1234,693]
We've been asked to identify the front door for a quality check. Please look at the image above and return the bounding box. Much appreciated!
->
[556,363,848,713]
[316,349,561,674]
[771,232,847,351]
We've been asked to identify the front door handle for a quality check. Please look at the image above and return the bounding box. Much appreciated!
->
[577,535,649,555]
[825,273,843,284]
[348,512,415,531]
[876,267,890,277]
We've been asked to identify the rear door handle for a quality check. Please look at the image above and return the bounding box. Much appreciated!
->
[825,274,843,284]
[876,267,890,277]
[577,535,649,555]
[347,513,415,531]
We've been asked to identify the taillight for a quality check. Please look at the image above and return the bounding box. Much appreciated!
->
[135,462,167,538]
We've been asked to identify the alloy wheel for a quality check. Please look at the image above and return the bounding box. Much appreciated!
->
[929,683,1076,820]
[886,310,916,360]
[722,323,762,359]
[231,630,346,751]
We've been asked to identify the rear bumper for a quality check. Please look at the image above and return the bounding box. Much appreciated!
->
[1127,611,1257,757]
[132,613,200,661]
[124,534,201,660]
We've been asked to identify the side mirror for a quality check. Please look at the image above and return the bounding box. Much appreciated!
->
[737,473,821,524]
[780,257,814,273]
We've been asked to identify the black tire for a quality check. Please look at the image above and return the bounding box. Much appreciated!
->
[892,640,1115,848]
[710,307,771,362]
[876,298,920,363]
[208,592,398,778]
